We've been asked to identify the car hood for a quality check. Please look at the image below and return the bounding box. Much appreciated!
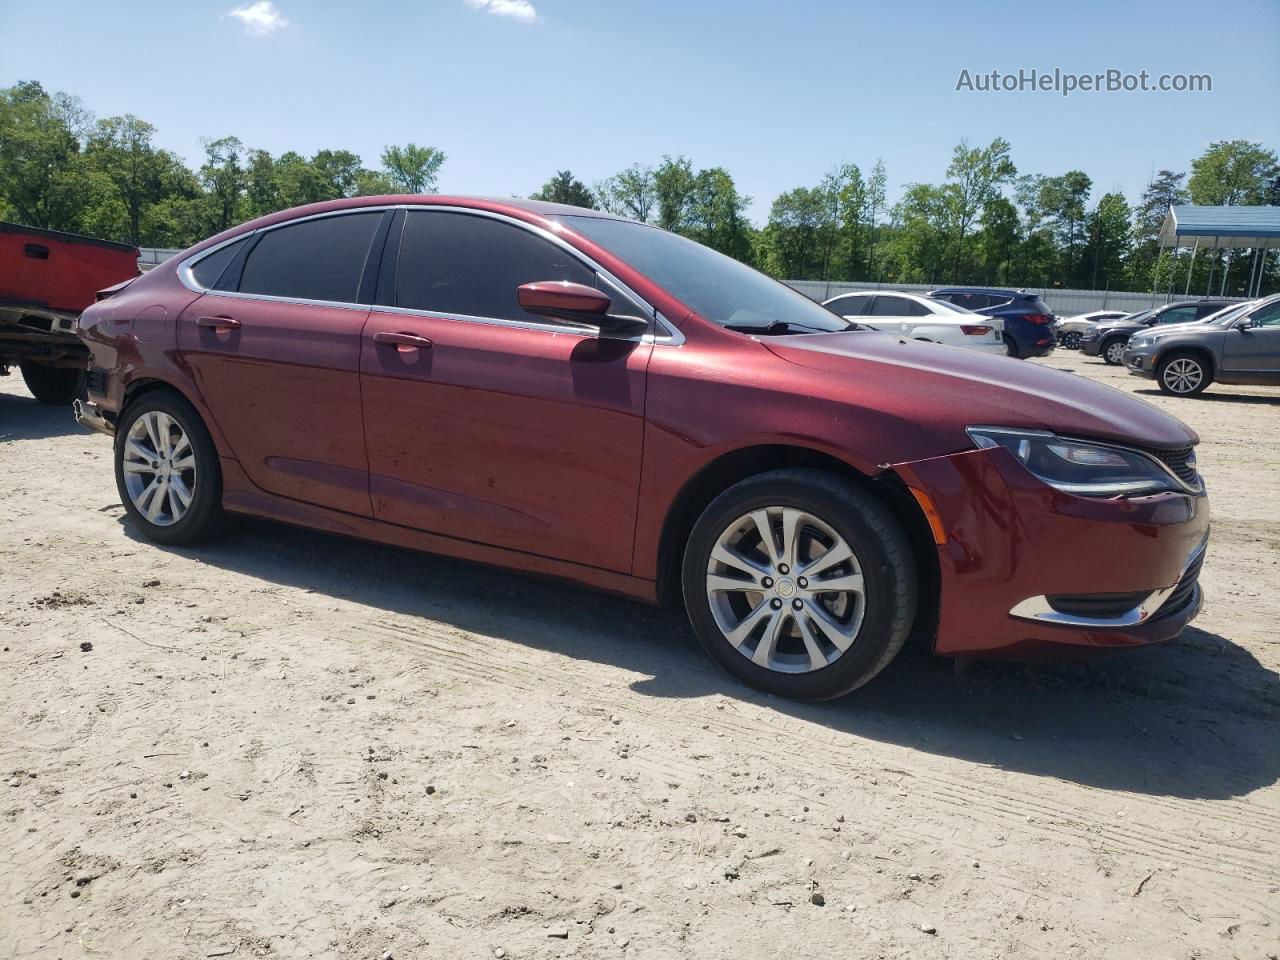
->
[764,332,1198,450]
[1130,321,1217,338]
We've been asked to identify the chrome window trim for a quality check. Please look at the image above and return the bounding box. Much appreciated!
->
[1008,536,1207,627]
[176,204,684,346]
[966,425,1204,496]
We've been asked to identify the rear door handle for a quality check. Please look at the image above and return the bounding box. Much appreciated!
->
[373,331,433,352]
[196,315,241,332]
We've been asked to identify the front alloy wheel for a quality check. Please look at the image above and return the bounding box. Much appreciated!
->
[1157,353,1211,397]
[683,469,917,700]
[1103,339,1127,365]
[706,507,866,674]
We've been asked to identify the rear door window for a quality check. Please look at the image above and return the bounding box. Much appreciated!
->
[396,211,596,322]
[239,212,382,304]
[871,296,911,316]
[947,293,990,310]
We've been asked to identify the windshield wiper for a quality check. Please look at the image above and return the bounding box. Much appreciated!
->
[724,320,843,336]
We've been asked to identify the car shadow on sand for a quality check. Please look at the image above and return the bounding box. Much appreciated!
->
[0,390,86,443]
[124,514,1280,803]
[1134,388,1280,405]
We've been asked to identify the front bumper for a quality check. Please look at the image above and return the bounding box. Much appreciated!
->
[1122,346,1159,379]
[894,446,1208,659]
[1079,335,1103,356]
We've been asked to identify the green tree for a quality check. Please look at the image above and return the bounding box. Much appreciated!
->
[199,136,247,234]
[530,169,595,208]
[943,137,1017,278]
[84,115,173,244]
[0,81,94,230]
[1083,192,1131,290]
[654,155,696,232]
[1038,171,1092,285]
[380,143,446,194]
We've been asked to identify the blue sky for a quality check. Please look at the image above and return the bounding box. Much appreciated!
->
[2,0,1277,222]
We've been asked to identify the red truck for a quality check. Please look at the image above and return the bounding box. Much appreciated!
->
[1,221,140,404]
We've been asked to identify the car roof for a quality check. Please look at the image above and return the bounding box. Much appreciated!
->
[929,286,1039,298]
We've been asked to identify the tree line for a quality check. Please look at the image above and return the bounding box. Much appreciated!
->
[3,80,1277,296]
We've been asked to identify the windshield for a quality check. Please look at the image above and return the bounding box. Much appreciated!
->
[553,216,851,333]
[1201,301,1254,325]
[1118,310,1152,324]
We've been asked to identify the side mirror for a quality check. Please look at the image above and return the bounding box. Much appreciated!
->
[1236,318,1253,331]
[517,281,649,337]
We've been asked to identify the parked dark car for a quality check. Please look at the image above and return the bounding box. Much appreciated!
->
[1080,299,1237,365]
[1123,295,1280,395]
[929,287,1056,358]
[75,196,1208,700]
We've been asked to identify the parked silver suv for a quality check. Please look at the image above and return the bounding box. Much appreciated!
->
[1123,295,1280,396]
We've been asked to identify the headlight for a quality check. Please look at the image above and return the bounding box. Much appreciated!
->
[966,427,1187,497]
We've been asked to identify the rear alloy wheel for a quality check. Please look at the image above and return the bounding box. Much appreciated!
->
[1061,331,1082,350]
[1102,338,1128,365]
[115,391,223,545]
[1157,353,1211,397]
[20,362,87,405]
[683,469,917,700]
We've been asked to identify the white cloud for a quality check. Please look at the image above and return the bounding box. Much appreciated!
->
[465,0,539,24]
[228,1,290,36]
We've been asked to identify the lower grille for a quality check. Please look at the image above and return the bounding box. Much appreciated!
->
[1047,591,1149,618]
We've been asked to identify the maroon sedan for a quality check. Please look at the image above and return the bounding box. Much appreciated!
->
[75,197,1208,700]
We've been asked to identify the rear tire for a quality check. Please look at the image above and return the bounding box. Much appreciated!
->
[1003,334,1021,358]
[114,390,224,545]
[1061,331,1082,349]
[1156,351,1212,397]
[1102,338,1127,365]
[20,362,86,405]
[681,469,917,701]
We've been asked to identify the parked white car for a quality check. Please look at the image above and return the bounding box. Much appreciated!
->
[822,291,1005,355]
[1054,310,1130,349]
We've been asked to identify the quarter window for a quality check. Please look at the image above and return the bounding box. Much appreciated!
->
[396,211,595,321]
[191,238,246,291]
[238,212,382,304]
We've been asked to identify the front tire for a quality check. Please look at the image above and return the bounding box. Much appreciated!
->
[682,469,917,701]
[1102,338,1128,365]
[20,362,86,405]
[114,390,224,545]
[1156,352,1212,397]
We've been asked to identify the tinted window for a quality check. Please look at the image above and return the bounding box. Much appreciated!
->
[988,296,1014,308]
[1157,306,1198,325]
[239,213,381,303]
[1249,300,1280,327]
[191,238,246,290]
[551,216,850,333]
[826,294,871,316]
[947,293,990,310]
[397,212,596,321]
[871,296,912,316]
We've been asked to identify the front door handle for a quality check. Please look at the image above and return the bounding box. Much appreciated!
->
[196,315,241,332]
[373,331,433,353]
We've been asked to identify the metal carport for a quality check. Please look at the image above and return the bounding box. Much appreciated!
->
[1158,205,1280,298]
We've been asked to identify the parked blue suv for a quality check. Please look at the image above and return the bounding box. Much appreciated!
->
[929,287,1057,358]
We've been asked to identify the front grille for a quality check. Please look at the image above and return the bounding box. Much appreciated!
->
[1138,444,1198,486]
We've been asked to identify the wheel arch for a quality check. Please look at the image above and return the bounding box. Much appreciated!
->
[652,443,940,643]
[119,374,233,458]
[1156,344,1217,380]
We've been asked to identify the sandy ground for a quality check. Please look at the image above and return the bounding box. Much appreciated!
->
[1,351,1277,960]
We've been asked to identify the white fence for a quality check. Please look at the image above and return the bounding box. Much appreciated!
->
[782,279,1226,317]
